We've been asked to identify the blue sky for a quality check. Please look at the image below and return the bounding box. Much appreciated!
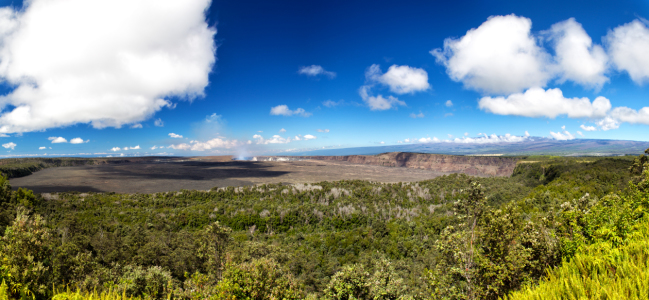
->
[0,0,647,157]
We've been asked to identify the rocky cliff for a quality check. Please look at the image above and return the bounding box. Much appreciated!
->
[302,152,520,177]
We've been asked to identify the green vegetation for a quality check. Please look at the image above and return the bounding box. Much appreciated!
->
[0,153,647,299]
[0,158,98,179]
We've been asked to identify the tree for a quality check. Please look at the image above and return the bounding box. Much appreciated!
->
[0,208,52,299]
[197,221,232,280]
[323,263,370,300]
[216,257,304,300]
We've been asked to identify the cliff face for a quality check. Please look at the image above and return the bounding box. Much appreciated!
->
[303,152,519,177]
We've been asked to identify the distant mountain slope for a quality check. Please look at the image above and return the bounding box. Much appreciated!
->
[287,137,649,156]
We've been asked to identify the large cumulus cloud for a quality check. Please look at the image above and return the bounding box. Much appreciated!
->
[0,0,216,134]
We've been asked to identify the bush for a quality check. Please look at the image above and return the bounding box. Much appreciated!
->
[116,265,176,299]
[216,257,304,300]
[324,258,410,300]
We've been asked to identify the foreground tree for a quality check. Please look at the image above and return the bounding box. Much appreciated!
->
[0,208,52,299]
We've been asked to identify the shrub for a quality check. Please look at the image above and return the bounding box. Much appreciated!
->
[216,257,304,300]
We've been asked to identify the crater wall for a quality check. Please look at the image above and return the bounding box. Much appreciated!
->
[301,152,519,177]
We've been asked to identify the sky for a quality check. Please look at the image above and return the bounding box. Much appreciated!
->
[0,0,647,157]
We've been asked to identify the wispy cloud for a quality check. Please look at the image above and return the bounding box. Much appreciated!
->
[322,100,345,108]
[270,105,312,117]
[550,130,576,140]
[298,65,336,78]
[418,133,530,144]
[169,138,241,151]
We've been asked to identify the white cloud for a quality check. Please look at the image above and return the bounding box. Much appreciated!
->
[279,128,286,133]
[455,133,529,144]
[419,137,440,143]
[606,19,649,84]
[444,113,453,117]
[270,105,312,117]
[316,129,330,133]
[154,118,164,127]
[150,145,158,150]
[550,130,576,140]
[359,85,405,111]
[322,100,345,108]
[169,133,183,138]
[362,94,406,111]
[524,131,530,137]
[547,18,608,89]
[298,65,336,78]
[70,137,87,144]
[479,87,611,119]
[431,14,552,94]
[577,131,584,137]
[404,138,411,143]
[358,64,428,111]
[445,100,453,107]
[0,0,215,134]
[380,141,385,144]
[39,146,46,150]
[366,64,430,94]
[418,133,529,144]
[561,125,566,130]
[303,134,316,140]
[48,136,67,143]
[448,134,454,138]
[464,132,469,136]
[129,145,140,150]
[409,112,424,118]
[170,138,241,151]
[111,147,121,151]
[2,142,16,150]
[580,124,597,131]
[130,123,143,129]
[253,135,291,144]
[609,106,649,126]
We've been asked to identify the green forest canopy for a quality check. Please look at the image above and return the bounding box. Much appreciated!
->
[0,153,647,299]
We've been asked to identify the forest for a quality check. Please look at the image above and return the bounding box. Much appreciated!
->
[0,152,648,299]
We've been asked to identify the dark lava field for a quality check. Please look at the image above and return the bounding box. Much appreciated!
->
[9,158,450,193]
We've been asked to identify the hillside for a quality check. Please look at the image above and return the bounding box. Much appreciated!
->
[301,152,519,177]
[0,153,646,299]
